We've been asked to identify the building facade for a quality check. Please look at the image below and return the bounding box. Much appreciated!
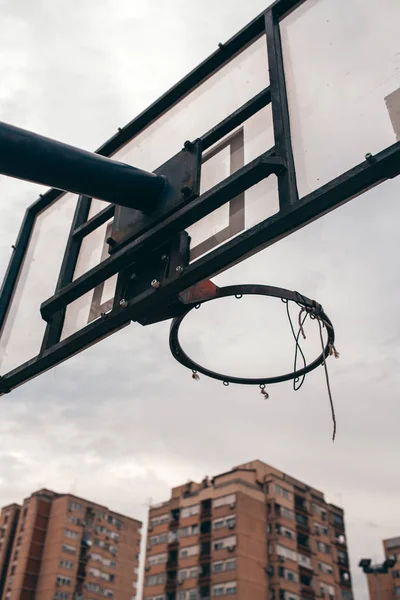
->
[0,489,141,600]
[365,537,400,600]
[143,460,353,600]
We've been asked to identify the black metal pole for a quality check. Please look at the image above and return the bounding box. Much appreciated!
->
[0,121,165,210]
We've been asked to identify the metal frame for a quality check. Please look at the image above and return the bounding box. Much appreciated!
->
[1,0,400,394]
[169,284,335,386]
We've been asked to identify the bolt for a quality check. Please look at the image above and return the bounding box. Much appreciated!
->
[365,152,375,164]
[130,272,136,280]
[184,140,194,151]
[119,299,128,308]
[175,266,184,274]
[151,279,160,289]
[106,237,117,248]
[181,185,192,199]
[161,254,168,261]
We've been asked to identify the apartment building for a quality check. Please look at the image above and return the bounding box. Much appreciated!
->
[365,536,400,600]
[143,460,353,600]
[0,488,141,600]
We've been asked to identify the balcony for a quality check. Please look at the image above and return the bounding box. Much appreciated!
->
[296,514,309,531]
[169,518,180,531]
[334,534,346,547]
[200,584,211,599]
[295,495,310,515]
[166,578,178,593]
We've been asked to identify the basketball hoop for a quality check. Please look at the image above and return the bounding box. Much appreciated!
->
[169,284,335,387]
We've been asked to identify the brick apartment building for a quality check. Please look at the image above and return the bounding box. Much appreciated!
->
[143,460,353,600]
[0,489,141,600]
[364,537,400,600]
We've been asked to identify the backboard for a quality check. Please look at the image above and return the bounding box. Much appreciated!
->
[0,0,399,394]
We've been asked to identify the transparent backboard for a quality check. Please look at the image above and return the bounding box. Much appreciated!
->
[280,0,400,196]
[0,194,78,373]
[61,35,276,339]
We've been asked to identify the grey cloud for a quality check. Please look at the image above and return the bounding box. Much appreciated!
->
[1,2,400,600]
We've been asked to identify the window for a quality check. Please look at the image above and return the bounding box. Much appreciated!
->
[60,559,74,569]
[226,559,236,571]
[393,570,400,579]
[150,514,170,527]
[148,553,168,566]
[69,502,82,511]
[146,574,165,586]
[178,567,198,581]
[296,513,308,527]
[62,544,76,555]
[280,506,294,520]
[332,514,344,528]
[341,592,352,600]
[145,596,165,600]
[213,494,236,509]
[181,505,200,519]
[179,545,199,558]
[56,575,71,586]
[278,567,298,582]
[394,589,400,598]
[319,561,333,575]
[277,545,298,562]
[320,584,335,598]
[178,591,198,600]
[54,593,70,600]
[149,533,168,546]
[212,559,236,573]
[64,529,78,540]
[180,524,199,537]
[213,515,236,530]
[275,484,291,500]
[212,582,237,596]
[213,536,236,551]
[281,526,295,540]
[298,554,312,568]
[317,541,331,554]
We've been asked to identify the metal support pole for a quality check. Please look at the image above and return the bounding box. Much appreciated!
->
[375,574,381,600]
[0,121,165,210]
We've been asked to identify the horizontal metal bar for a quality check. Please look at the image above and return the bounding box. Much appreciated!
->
[0,121,165,211]
[2,142,399,395]
[73,204,115,240]
[270,0,306,19]
[201,87,271,151]
[40,150,281,320]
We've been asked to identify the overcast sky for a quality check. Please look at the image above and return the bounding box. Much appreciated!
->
[0,1,399,599]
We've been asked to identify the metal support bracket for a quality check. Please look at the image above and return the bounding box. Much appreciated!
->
[115,231,191,326]
[108,140,202,253]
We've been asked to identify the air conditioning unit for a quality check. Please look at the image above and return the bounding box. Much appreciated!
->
[266,566,274,577]
[145,566,150,572]
[148,525,153,532]
[229,503,236,509]
[227,546,235,552]
[228,522,235,530]
[147,545,151,551]
[278,556,285,563]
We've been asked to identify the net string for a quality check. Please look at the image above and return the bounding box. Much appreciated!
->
[285,296,338,442]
